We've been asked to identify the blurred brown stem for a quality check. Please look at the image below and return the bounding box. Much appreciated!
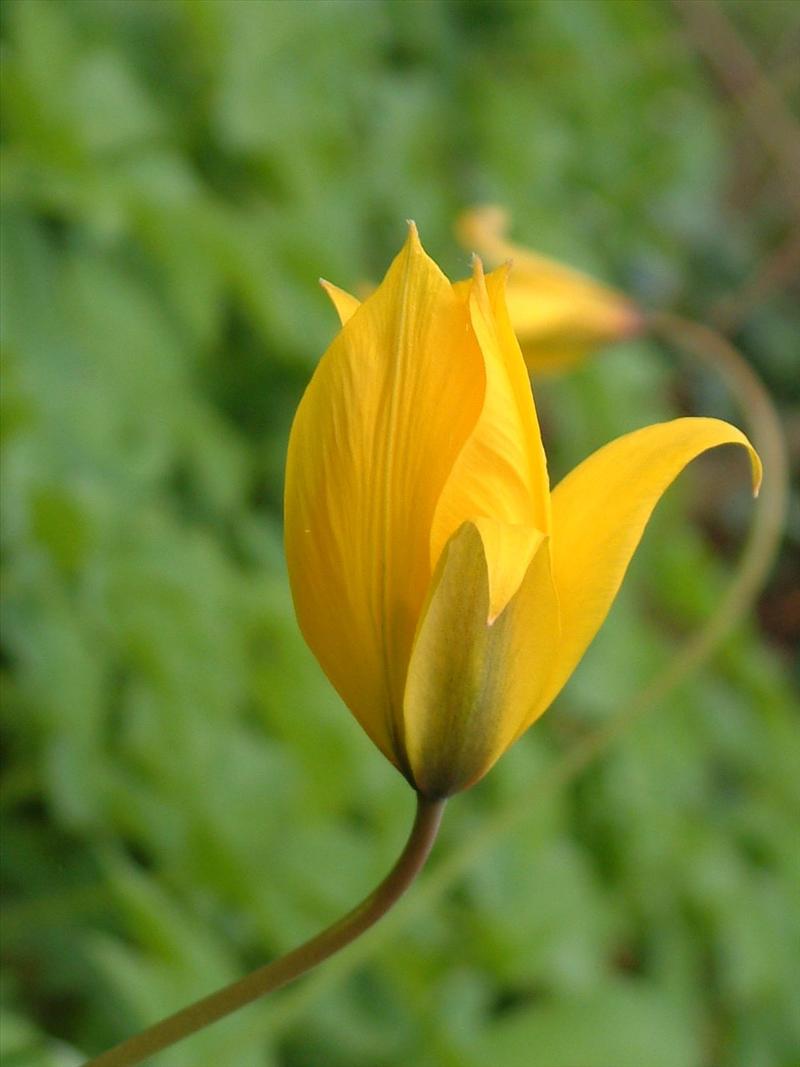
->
[672,0,800,221]
[83,794,445,1067]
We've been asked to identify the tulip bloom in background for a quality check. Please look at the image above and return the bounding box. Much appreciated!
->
[456,205,642,372]
[285,224,760,799]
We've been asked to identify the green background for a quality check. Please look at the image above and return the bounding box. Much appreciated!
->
[2,1,798,1065]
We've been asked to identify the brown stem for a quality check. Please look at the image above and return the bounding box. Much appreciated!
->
[83,794,445,1067]
[672,0,800,221]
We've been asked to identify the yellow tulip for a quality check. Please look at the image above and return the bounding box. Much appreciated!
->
[456,206,643,372]
[284,224,760,799]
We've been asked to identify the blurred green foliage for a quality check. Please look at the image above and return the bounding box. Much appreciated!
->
[1,1,798,1065]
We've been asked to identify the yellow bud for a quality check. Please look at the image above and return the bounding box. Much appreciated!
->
[285,225,760,796]
[456,205,642,373]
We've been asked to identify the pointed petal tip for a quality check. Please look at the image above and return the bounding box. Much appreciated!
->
[751,453,763,498]
[319,278,362,325]
[491,259,513,286]
[736,430,763,498]
[401,219,426,257]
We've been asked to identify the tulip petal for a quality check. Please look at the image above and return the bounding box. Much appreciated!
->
[320,279,361,326]
[404,520,560,797]
[471,515,543,624]
[285,225,485,767]
[522,417,762,731]
[430,259,550,618]
[480,262,552,533]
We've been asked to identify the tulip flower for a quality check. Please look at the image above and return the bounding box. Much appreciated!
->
[456,205,642,372]
[82,227,764,1067]
[284,224,760,799]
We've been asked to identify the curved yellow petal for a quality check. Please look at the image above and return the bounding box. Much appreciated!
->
[430,258,550,618]
[284,225,484,767]
[521,417,761,732]
[457,205,641,372]
[320,279,361,327]
[404,520,560,797]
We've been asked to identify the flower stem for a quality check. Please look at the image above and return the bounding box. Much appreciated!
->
[83,794,445,1067]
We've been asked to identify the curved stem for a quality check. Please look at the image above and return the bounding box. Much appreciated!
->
[84,794,445,1067]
